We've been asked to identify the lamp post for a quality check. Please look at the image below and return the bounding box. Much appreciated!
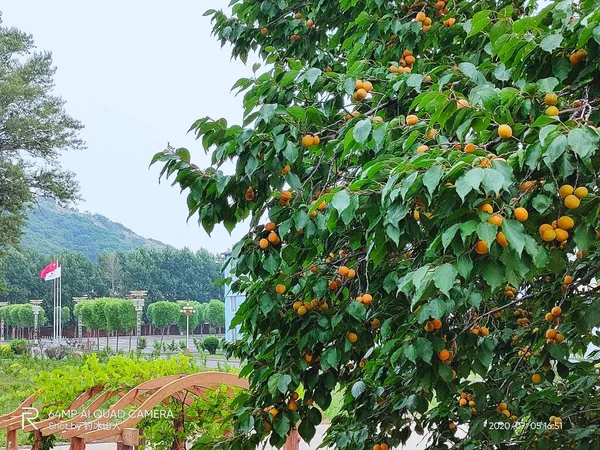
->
[178,301,195,351]
[72,297,88,345]
[0,302,8,341]
[30,300,43,341]
[129,291,147,347]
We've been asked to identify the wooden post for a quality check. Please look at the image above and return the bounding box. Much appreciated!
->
[284,429,300,450]
[6,429,18,450]
[70,436,86,450]
[33,430,43,450]
[171,418,185,450]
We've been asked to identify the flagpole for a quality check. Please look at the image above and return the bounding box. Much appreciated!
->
[58,260,62,341]
[53,278,56,340]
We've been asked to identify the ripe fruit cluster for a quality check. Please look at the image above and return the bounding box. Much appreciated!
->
[293,297,329,316]
[424,318,442,332]
[544,305,562,322]
[354,79,373,101]
[458,391,477,415]
[504,285,517,298]
[356,293,373,305]
[301,134,320,148]
[517,346,533,360]
[338,265,356,279]
[569,48,587,65]
[279,190,292,206]
[559,183,587,210]
[545,328,565,344]
[372,444,389,450]
[548,415,563,429]
[514,307,532,328]
[259,223,279,250]
[496,402,517,421]
[539,214,575,244]
[470,325,489,336]
[414,9,433,32]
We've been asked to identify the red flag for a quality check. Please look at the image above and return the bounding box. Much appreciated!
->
[40,260,61,281]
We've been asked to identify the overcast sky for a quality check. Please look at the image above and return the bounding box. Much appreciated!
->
[2,1,253,255]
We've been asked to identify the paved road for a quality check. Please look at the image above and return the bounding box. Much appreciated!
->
[52,424,432,449]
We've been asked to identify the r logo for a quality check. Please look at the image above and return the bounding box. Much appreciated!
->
[21,407,39,430]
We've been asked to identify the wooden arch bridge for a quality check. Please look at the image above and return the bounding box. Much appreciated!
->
[0,372,300,450]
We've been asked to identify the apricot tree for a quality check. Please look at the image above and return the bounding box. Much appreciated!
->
[153,0,600,448]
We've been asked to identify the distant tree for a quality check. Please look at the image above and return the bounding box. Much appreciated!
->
[91,299,108,349]
[119,300,137,352]
[147,301,180,340]
[61,306,70,326]
[0,13,84,256]
[98,252,123,296]
[205,300,225,334]
[122,247,223,302]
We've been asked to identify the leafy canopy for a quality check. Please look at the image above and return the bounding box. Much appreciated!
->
[0,13,84,254]
[154,0,600,448]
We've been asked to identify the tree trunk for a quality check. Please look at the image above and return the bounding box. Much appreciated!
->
[129,331,132,352]
[116,331,119,352]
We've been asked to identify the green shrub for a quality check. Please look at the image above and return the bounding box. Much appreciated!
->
[202,337,220,355]
[0,344,11,356]
[10,339,29,355]
[137,337,147,351]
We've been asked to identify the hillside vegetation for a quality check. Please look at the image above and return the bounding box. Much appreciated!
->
[22,198,168,261]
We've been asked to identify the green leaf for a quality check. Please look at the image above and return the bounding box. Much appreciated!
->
[274,413,290,437]
[540,33,563,52]
[477,222,497,247]
[459,62,485,84]
[406,74,424,92]
[298,420,316,442]
[434,264,457,297]
[304,68,322,86]
[413,337,434,363]
[287,106,306,121]
[351,381,366,398]
[344,78,356,96]
[442,223,461,249]
[568,126,599,160]
[423,165,443,196]
[482,169,505,194]
[268,374,281,395]
[456,168,485,200]
[537,77,559,93]
[346,301,366,321]
[532,195,551,213]
[438,364,454,382]
[332,190,351,214]
[469,10,492,36]
[277,374,292,394]
[283,141,298,162]
[501,219,526,256]
[353,119,372,144]
[482,261,505,290]
[543,134,567,166]
[259,104,277,124]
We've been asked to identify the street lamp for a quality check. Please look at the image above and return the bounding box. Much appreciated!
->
[129,291,147,347]
[0,302,8,341]
[30,300,43,340]
[178,301,196,351]
[72,297,88,345]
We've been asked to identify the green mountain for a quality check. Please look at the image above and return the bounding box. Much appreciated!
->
[21,198,169,260]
